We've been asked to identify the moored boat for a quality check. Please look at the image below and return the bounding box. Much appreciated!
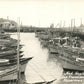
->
[0,38,17,46]
[0,57,33,73]
[0,67,17,81]
[49,36,84,71]
[0,50,23,56]
[0,19,32,82]
[0,54,23,59]
[54,54,84,71]
[0,45,22,51]
[0,33,10,39]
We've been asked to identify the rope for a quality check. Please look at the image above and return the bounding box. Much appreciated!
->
[28,63,47,83]
[32,62,56,79]
[28,62,56,84]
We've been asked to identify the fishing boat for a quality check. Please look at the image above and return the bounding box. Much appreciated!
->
[0,18,32,83]
[49,36,84,71]
[54,54,84,71]
[0,38,17,46]
[0,33,10,39]
[0,57,33,72]
[0,54,23,59]
[2,44,23,49]
[0,50,23,56]
[0,67,17,81]
[0,45,22,51]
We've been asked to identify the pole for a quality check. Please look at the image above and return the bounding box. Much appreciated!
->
[74,18,75,28]
[63,20,65,28]
[71,19,73,28]
[81,18,82,26]
[17,17,20,84]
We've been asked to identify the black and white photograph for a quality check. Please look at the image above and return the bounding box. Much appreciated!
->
[0,0,84,84]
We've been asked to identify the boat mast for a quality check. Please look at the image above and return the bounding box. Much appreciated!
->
[71,19,73,35]
[17,17,20,84]
[81,18,82,27]
[74,18,75,28]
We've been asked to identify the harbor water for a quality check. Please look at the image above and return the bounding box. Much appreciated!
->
[11,33,84,84]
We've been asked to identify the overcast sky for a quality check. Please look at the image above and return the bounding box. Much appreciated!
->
[0,0,84,27]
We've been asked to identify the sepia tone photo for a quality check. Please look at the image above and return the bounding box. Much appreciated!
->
[0,0,84,84]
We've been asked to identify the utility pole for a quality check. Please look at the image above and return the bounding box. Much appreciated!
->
[17,17,20,84]
[80,18,82,27]
[74,18,75,28]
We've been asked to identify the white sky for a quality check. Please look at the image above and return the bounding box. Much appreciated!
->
[0,0,84,27]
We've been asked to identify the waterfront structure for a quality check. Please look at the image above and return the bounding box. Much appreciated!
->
[0,18,17,29]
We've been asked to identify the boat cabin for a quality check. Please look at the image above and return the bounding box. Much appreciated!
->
[50,37,70,47]
[49,36,81,48]
[72,37,81,48]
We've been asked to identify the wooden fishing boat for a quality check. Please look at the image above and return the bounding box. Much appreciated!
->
[0,38,17,46]
[0,56,32,81]
[49,36,84,71]
[0,52,23,62]
[0,57,33,72]
[0,50,23,56]
[54,54,84,72]
[0,45,22,51]
[0,18,30,83]
[0,44,23,50]
[0,67,17,81]
[0,33,10,39]
[0,42,18,49]
[0,54,23,59]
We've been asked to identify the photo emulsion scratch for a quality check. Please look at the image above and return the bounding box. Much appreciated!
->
[0,0,84,84]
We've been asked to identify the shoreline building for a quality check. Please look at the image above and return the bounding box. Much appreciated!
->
[0,18,17,29]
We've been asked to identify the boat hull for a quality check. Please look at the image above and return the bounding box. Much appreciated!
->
[0,57,32,81]
[0,68,17,81]
[0,57,32,72]
[0,50,23,57]
[53,53,84,71]
[49,47,84,71]
[0,54,23,59]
